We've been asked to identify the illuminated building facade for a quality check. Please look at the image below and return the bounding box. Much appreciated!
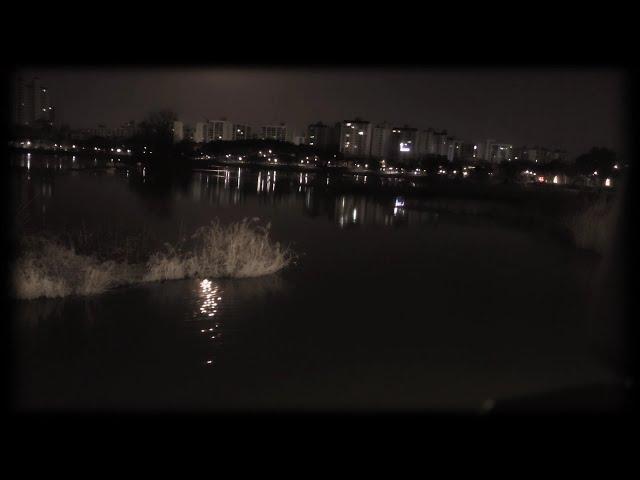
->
[307,122,340,151]
[417,128,433,156]
[434,130,450,157]
[485,140,513,163]
[13,77,54,126]
[370,123,392,159]
[232,124,251,140]
[514,146,568,164]
[458,142,480,161]
[172,121,184,142]
[418,128,450,157]
[447,138,465,162]
[79,122,140,139]
[261,124,288,142]
[339,119,372,158]
[195,120,235,143]
[389,125,419,163]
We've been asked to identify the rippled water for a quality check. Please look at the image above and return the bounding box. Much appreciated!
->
[9,152,620,411]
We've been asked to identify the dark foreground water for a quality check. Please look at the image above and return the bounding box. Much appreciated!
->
[9,153,625,411]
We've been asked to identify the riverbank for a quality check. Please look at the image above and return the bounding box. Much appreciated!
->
[10,149,620,256]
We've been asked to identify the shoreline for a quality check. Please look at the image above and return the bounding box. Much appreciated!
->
[10,146,616,198]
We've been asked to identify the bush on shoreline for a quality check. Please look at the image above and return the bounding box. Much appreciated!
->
[12,219,295,300]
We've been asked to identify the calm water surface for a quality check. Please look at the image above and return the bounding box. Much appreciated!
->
[9,153,617,411]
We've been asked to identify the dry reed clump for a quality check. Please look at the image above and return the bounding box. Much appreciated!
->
[143,219,294,282]
[12,237,126,300]
[12,219,294,300]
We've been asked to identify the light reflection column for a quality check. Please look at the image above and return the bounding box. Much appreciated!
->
[196,278,224,366]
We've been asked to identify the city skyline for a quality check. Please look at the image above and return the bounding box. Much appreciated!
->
[14,68,626,158]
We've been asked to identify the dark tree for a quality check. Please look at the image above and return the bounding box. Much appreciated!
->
[500,159,534,184]
[418,156,444,175]
[574,147,617,177]
[174,138,198,157]
[132,110,178,157]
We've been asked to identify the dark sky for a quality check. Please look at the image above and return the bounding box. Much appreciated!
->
[20,68,627,158]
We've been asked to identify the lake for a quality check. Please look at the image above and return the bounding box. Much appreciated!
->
[8,152,622,412]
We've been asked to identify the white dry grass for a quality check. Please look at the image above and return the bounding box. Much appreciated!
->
[12,219,294,300]
[143,219,294,282]
[12,239,126,300]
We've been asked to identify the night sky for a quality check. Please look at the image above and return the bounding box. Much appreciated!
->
[18,68,626,159]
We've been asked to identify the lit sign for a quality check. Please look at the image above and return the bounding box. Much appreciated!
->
[399,142,411,152]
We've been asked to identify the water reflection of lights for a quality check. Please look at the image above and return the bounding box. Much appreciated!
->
[297,173,309,186]
[267,171,275,192]
[199,279,221,317]
[256,170,276,193]
[393,197,406,217]
[197,278,224,367]
[305,189,312,209]
[336,195,366,228]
